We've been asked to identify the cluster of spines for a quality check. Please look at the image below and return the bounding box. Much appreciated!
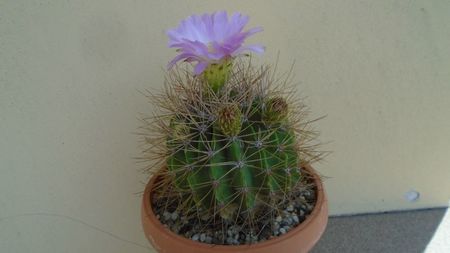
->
[166,79,302,220]
[142,60,321,223]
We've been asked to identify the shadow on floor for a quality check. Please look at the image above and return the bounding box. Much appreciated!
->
[312,208,447,253]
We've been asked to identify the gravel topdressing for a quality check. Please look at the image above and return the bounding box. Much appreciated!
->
[152,184,317,245]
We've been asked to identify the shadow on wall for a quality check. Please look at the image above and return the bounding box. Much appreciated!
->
[312,208,449,253]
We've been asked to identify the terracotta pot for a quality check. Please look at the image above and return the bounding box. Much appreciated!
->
[141,165,328,253]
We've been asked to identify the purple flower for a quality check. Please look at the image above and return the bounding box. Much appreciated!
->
[167,11,265,75]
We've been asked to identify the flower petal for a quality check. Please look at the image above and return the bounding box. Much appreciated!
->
[167,53,198,69]
[231,44,265,56]
[194,61,209,75]
[245,26,263,37]
[213,11,229,41]
[230,12,249,33]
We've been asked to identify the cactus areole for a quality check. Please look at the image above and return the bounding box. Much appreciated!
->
[141,11,327,250]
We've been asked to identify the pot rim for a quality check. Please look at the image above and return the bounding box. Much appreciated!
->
[142,164,325,250]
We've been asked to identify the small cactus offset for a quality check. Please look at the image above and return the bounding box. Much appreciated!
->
[140,11,324,241]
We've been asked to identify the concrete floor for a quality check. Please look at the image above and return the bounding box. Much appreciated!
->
[312,208,449,253]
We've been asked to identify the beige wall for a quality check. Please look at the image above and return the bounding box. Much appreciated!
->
[1,0,449,252]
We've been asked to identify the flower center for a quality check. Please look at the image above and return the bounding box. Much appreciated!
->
[207,42,215,53]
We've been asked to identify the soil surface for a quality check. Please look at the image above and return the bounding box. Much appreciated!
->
[152,183,317,245]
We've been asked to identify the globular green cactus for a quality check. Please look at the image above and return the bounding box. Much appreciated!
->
[162,60,307,220]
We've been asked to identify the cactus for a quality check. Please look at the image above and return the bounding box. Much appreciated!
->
[152,59,318,221]
[140,11,324,244]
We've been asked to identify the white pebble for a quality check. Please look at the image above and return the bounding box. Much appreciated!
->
[274,223,280,230]
[192,234,200,241]
[163,211,171,220]
[279,228,286,234]
[286,217,293,225]
[276,216,282,222]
